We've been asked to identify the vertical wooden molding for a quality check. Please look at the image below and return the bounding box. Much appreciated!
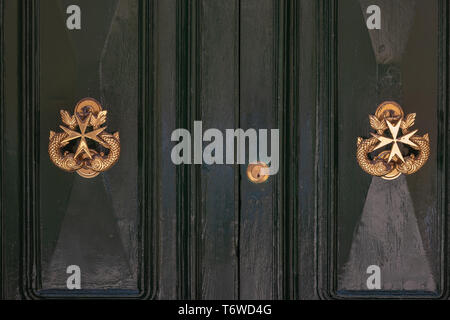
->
[316,0,337,300]
[0,0,4,300]
[190,1,202,299]
[138,0,158,300]
[175,0,185,299]
[176,0,202,299]
[273,0,282,300]
[283,0,301,299]
[20,0,40,299]
[273,0,300,299]
[438,0,449,300]
[233,0,241,300]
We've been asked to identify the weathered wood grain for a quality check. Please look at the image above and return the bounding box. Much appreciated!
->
[0,0,447,300]
[199,0,239,300]
[333,0,442,297]
[155,0,178,300]
[359,0,417,64]
[40,0,141,291]
[340,176,435,291]
[239,0,276,299]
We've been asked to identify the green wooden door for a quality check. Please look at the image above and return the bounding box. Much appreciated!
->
[0,0,448,299]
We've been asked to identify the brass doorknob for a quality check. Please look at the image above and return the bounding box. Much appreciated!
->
[48,98,121,178]
[356,101,430,180]
[247,162,270,183]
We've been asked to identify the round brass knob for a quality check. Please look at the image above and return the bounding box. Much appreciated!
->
[246,162,269,184]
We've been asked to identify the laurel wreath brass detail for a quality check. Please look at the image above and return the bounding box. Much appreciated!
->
[356,101,430,180]
[48,98,120,178]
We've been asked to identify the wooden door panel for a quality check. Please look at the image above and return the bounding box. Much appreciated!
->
[239,0,276,299]
[154,0,177,300]
[39,0,140,293]
[199,0,239,299]
[319,0,448,298]
[15,0,155,298]
[160,0,315,300]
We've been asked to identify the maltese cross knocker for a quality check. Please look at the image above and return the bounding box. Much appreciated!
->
[48,98,121,178]
[356,101,430,180]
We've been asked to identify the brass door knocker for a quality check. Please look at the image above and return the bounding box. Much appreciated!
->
[48,98,121,178]
[356,101,430,180]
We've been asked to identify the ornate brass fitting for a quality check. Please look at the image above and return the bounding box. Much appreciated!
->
[48,98,120,178]
[356,101,430,180]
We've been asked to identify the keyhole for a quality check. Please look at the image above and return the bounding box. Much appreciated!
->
[247,162,269,184]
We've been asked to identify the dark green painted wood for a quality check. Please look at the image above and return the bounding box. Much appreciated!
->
[155,0,177,300]
[0,0,4,299]
[0,0,448,300]
[199,0,239,300]
[15,0,155,299]
[239,0,276,299]
[318,0,449,299]
[296,0,319,300]
[2,0,21,299]
[337,0,440,296]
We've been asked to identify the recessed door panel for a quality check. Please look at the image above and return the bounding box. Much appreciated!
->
[328,0,446,297]
[19,0,152,297]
